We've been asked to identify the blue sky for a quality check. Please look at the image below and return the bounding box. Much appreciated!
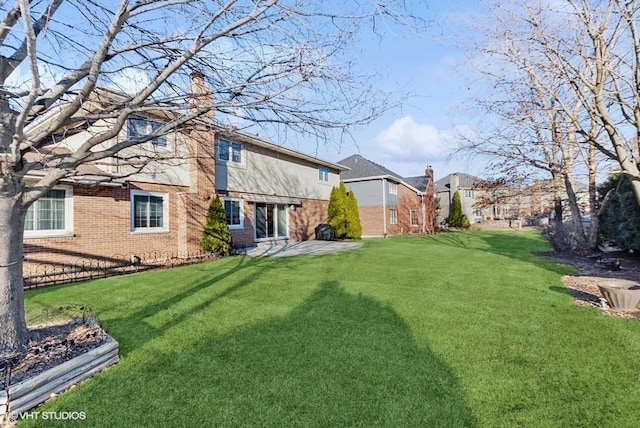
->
[301,0,482,181]
[7,0,481,181]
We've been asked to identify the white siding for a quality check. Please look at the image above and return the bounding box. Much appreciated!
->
[61,119,192,187]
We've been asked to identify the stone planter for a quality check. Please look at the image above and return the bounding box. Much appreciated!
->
[1,336,118,419]
[598,280,640,311]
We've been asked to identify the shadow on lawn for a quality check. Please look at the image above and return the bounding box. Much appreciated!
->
[100,254,294,356]
[43,281,476,427]
[426,231,572,276]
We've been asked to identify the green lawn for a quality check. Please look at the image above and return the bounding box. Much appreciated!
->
[20,231,640,427]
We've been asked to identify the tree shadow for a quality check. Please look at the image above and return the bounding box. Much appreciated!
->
[423,231,573,276]
[104,254,299,356]
[39,281,476,426]
[27,253,294,357]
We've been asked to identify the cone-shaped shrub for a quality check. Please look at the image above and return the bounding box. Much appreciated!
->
[448,191,469,228]
[200,195,232,255]
[328,181,362,239]
[346,190,362,239]
[328,182,349,238]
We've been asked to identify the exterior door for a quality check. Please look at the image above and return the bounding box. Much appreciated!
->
[255,203,288,240]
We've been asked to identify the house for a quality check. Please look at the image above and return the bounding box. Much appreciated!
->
[435,173,504,224]
[337,155,435,237]
[22,84,345,275]
[213,129,346,245]
[435,173,585,226]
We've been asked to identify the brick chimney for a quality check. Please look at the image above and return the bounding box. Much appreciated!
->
[189,70,214,118]
[179,71,216,253]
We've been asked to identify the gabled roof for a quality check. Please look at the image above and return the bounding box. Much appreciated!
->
[337,154,424,194]
[435,172,483,190]
[337,154,403,181]
[403,175,430,193]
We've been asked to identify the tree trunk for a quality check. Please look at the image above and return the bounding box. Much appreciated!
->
[0,193,28,355]
[587,140,599,249]
[563,172,589,254]
[551,170,564,224]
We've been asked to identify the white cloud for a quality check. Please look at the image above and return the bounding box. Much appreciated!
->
[373,115,458,162]
[109,68,151,94]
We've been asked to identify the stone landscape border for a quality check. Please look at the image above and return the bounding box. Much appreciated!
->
[1,336,118,420]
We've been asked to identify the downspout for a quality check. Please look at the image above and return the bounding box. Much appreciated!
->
[382,178,387,237]
[421,193,426,234]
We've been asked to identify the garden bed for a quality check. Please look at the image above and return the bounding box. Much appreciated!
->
[1,320,118,423]
[540,250,640,318]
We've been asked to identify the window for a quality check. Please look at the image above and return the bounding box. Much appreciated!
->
[318,166,329,182]
[217,138,242,164]
[224,199,243,229]
[127,116,168,148]
[464,189,474,198]
[390,209,398,224]
[389,182,398,195]
[131,191,168,232]
[410,210,419,226]
[25,188,73,237]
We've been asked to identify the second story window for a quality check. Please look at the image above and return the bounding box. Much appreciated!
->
[127,116,168,148]
[389,181,398,195]
[318,166,329,182]
[217,138,242,164]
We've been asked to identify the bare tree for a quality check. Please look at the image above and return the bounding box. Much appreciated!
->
[493,0,640,205]
[460,0,620,251]
[0,0,420,354]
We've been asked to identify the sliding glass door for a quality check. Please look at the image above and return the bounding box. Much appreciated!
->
[255,203,288,239]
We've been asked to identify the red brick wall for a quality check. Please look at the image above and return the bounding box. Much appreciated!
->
[24,181,191,270]
[356,181,433,237]
[289,198,329,241]
[389,185,423,235]
[358,205,385,237]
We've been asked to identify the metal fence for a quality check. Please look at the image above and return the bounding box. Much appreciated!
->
[23,250,219,289]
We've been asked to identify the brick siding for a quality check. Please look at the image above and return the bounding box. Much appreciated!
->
[24,182,191,270]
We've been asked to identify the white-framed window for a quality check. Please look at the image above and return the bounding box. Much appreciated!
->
[390,209,398,225]
[318,166,329,182]
[131,191,169,232]
[224,198,244,229]
[127,116,168,148]
[389,181,398,195]
[410,209,419,226]
[217,138,242,164]
[24,187,73,238]
[464,189,474,198]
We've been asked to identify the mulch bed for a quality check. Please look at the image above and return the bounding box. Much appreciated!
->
[539,250,640,319]
[1,319,108,388]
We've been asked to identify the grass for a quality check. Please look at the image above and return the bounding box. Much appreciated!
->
[20,231,640,427]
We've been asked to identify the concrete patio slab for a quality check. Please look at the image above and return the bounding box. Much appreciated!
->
[246,240,363,257]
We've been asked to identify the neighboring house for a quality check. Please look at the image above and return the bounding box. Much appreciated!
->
[337,155,435,237]
[435,172,511,224]
[23,84,345,272]
[435,173,588,226]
